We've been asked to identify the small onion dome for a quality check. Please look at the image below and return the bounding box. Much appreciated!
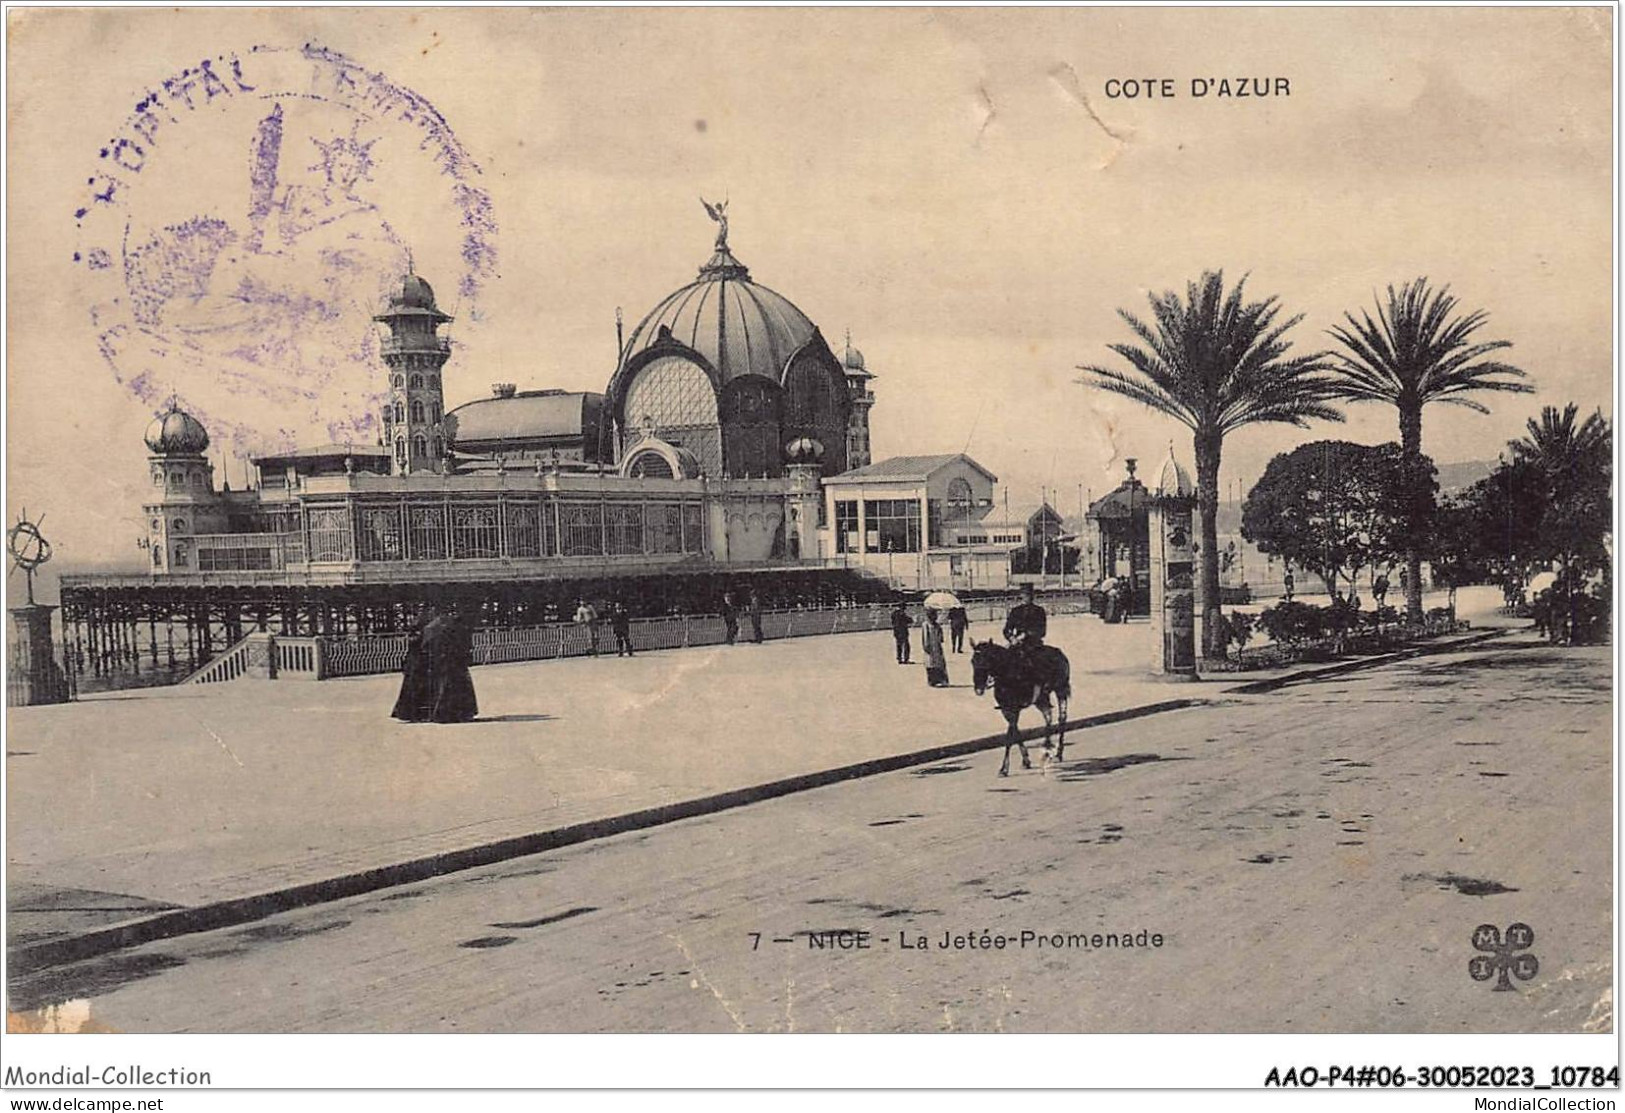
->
[144,402,210,455]
[1157,445,1194,498]
[785,436,825,463]
[844,346,865,371]
[397,273,438,309]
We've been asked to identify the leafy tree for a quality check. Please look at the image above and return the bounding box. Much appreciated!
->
[1439,458,1549,604]
[1241,440,1421,601]
[1428,404,1612,640]
[1079,271,1342,658]
[1511,404,1612,642]
[1327,279,1533,623]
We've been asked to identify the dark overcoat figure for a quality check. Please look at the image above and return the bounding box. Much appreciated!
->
[390,608,438,722]
[611,604,634,657]
[948,606,969,653]
[426,609,479,723]
[890,603,913,664]
[721,593,740,645]
[748,591,764,644]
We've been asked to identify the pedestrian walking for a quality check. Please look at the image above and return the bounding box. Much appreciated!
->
[748,590,764,644]
[721,592,739,646]
[611,602,634,657]
[573,599,599,656]
[1372,572,1390,610]
[948,605,968,653]
[424,603,479,723]
[922,609,949,687]
[390,606,438,722]
[890,601,913,664]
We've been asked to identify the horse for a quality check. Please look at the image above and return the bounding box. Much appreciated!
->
[970,640,1072,776]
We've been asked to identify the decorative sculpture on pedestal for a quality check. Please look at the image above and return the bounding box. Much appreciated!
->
[7,511,69,705]
[1148,449,1198,679]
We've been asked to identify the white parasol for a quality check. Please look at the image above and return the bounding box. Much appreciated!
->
[922,591,962,611]
[1527,571,1557,596]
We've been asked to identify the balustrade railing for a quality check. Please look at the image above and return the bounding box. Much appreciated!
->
[183,637,257,684]
[172,592,1099,683]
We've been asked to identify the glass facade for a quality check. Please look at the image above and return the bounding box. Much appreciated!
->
[307,506,354,562]
[220,497,710,567]
[834,499,859,554]
[863,499,921,553]
[623,355,722,477]
[409,506,447,560]
[359,507,404,562]
[450,505,501,559]
[561,502,604,557]
[506,503,541,558]
[605,504,643,556]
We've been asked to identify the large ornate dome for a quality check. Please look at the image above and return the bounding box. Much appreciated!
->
[144,402,210,455]
[618,245,820,386]
[605,217,850,480]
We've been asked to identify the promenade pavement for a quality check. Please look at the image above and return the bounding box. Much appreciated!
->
[9,627,1608,1034]
[6,589,1494,946]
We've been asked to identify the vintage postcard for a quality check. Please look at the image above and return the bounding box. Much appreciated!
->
[2,3,1615,1095]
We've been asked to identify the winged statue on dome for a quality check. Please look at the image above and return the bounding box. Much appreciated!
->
[700,196,729,250]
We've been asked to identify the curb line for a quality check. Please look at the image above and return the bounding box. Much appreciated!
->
[12,697,1206,976]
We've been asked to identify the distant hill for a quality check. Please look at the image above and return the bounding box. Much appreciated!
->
[1433,458,1498,495]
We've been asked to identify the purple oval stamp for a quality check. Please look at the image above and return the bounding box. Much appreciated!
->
[72,43,499,454]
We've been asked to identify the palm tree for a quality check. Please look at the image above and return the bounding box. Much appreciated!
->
[1511,402,1611,474]
[1079,271,1343,659]
[1328,279,1532,623]
[1510,403,1612,643]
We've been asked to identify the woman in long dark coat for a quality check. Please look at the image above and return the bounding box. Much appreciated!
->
[390,607,438,722]
[425,606,480,723]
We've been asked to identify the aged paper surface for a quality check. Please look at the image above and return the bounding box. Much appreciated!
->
[2,4,1614,1086]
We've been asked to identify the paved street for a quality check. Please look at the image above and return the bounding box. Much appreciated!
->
[6,610,1193,918]
[8,630,1609,1033]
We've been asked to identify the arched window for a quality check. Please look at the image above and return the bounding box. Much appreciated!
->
[786,363,829,426]
[410,374,423,389]
[173,544,188,568]
[623,356,720,477]
[394,402,405,424]
[392,374,404,388]
[395,437,406,466]
[413,435,427,460]
[431,403,441,422]
[432,435,443,459]
[411,400,425,423]
[783,356,845,473]
[627,450,675,479]
[946,477,975,521]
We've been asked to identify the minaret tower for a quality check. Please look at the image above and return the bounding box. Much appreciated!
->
[842,330,876,471]
[376,272,451,475]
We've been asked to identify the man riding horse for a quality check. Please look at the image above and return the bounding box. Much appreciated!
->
[1003,584,1048,657]
[969,584,1071,775]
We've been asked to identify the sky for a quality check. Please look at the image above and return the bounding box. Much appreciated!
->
[6,6,1614,575]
